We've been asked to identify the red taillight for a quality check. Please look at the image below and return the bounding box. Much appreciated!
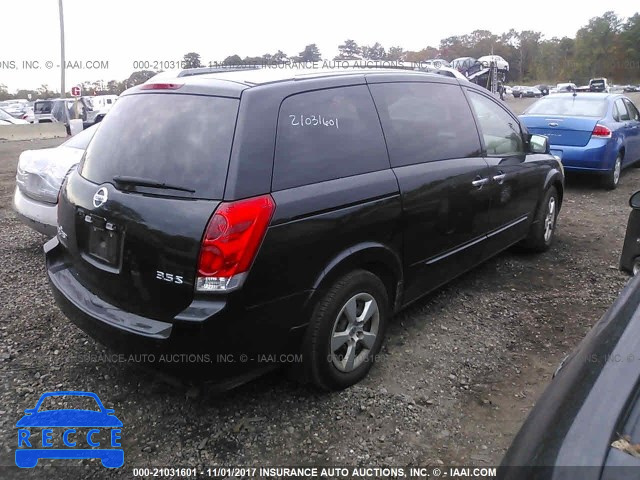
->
[592,124,612,138]
[139,83,183,90]
[196,195,275,292]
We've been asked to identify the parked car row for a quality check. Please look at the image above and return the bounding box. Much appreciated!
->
[511,86,543,98]
[0,94,118,130]
[0,100,35,123]
[0,107,29,125]
[33,95,118,128]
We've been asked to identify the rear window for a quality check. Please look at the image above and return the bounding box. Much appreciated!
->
[34,101,53,114]
[524,97,608,117]
[80,93,239,199]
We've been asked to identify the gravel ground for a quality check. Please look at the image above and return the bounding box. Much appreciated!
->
[1,94,640,479]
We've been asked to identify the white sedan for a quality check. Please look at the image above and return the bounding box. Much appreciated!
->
[13,125,98,236]
[0,108,28,125]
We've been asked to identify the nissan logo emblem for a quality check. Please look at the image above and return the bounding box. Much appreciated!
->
[93,187,108,208]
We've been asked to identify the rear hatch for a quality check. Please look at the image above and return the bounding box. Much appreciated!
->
[520,96,608,147]
[34,101,53,122]
[57,91,239,320]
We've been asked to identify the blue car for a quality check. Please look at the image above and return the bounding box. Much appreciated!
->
[519,93,640,189]
[15,391,123,468]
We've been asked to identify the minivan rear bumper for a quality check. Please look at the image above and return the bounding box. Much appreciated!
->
[45,237,312,380]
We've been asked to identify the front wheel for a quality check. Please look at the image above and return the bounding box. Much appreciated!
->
[520,186,559,252]
[603,155,622,190]
[302,270,389,391]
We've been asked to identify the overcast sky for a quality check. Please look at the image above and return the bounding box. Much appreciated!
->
[2,0,638,92]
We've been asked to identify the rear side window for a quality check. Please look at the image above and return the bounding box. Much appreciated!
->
[273,86,389,191]
[624,99,640,121]
[80,93,239,199]
[369,82,481,167]
[615,99,630,121]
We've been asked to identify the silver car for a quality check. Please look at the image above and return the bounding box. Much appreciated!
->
[14,125,98,235]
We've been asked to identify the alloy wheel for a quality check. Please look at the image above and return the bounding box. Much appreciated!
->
[330,293,380,373]
[544,197,556,243]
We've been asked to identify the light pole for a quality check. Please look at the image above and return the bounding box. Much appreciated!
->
[58,0,66,98]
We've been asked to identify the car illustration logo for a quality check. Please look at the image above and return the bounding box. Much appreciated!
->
[93,187,108,208]
[15,391,123,468]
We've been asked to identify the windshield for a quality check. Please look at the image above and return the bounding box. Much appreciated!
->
[62,124,99,149]
[80,93,239,199]
[524,97,608,117]
[0,109,13,121]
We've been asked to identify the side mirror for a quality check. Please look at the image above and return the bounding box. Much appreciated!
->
[529,134,550,154]
[631,191,640,209]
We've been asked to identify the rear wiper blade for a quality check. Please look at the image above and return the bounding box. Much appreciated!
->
[112,175,195,193]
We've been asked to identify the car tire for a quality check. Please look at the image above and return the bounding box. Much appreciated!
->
[302,270,389,391]
[603,155,622,190]
[520,186,559,252]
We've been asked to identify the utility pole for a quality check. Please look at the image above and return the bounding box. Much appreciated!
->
[59,0,66,98]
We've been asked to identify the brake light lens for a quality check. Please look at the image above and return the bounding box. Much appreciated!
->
[592,124,612,138]
[139,83,183,90]
[196,195,275,292]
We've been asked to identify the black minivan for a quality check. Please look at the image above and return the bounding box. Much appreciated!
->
[46,68,564,390]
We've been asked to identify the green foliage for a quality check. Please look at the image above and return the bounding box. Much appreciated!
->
[335,39,361,60]
[298,44,322,62]
[223,54,242,65]
[182,52,202,69]
[361,43,386,60]
[125,70,156,88]
[385,46,405,61]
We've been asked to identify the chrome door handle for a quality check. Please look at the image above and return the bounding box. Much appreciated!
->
[493,173,506,184]
[472,177,490,188]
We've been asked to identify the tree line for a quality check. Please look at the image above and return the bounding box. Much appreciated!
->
[1,10,638,100]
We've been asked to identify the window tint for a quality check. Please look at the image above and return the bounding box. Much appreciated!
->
[273,86,389,191]
[624,99,640,121]
[616,99,631,121]
[81,94,238,199]
[468,91,524,156]
[369,82,481,167]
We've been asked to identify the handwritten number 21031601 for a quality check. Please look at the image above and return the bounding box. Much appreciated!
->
[289,114,339,129]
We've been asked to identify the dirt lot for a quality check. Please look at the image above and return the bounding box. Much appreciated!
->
[1,94,640,479]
